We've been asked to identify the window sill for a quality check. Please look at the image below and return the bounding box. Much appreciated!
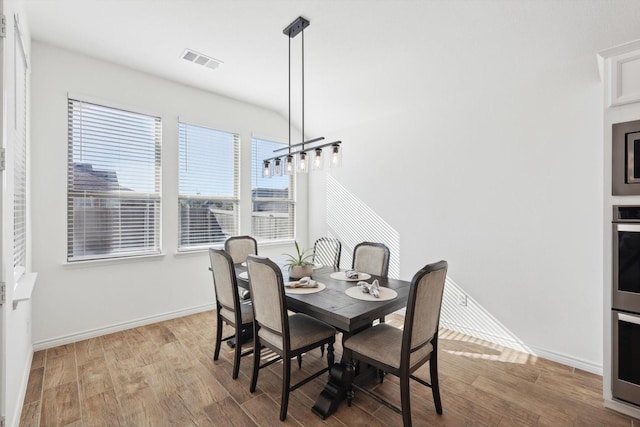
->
[64,252,166,268]
[175,245,223,256]
[13,272,38,310]
[257,239,295,248]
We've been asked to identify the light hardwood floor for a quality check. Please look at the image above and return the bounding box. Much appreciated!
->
[19,311,639,426]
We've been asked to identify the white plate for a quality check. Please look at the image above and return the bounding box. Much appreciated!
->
[345,286,397,301]
[284,282,326,294]
[330,271,372,282]
[238,271,248,280]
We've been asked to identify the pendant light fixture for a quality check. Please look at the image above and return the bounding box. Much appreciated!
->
[262,16,342,176]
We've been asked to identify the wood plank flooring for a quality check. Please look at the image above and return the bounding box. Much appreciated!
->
[19,311,639,426]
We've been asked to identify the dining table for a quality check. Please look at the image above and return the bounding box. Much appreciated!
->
[235,262,412,419]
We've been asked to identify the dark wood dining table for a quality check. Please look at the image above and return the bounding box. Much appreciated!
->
[235,263,412,419]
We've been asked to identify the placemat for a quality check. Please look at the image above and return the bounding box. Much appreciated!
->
[284,282,326,294]
[345,286,397,301]
[330,271,372,282]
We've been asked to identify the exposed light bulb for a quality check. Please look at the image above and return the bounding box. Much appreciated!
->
[297,152,308,173]
[262,160,271,178]
[330,144,342,168]
[312,148,323,171]
[273,158,283,176]
[285,155,295,175]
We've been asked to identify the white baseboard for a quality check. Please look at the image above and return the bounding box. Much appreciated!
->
[604,398,640,419]
[527,344,603,375]
[10,349,34,427]
[440,321,603,376]
[33,303,215,351]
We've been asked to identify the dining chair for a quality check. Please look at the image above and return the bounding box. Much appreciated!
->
[246,255,337,421]
[353,241,390,324]
[224,235,258,265]
[209,248,254,379]
[343,260,448,427]
[312,237,342,269]
[352,241,390,278]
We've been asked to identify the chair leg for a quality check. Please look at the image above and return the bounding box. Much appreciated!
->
[320,344,325,357]
[280,356,292,421]
[430,356,443,414]
[213,313,223,361]
[297,354,302,369]
[249,336,260,393]
[232,326,242,379]
[326,342,335,370]
[400,373,412,427]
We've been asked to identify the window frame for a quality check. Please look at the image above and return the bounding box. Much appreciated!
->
[66,97,163,262]
[250,136,296,243]
[13,16,29,280]
[177,121,240,251]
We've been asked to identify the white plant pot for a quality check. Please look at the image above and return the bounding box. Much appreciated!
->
[290,264,313,280]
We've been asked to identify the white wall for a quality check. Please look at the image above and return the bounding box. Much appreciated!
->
[308,6,640,371]
[29,42,305,347]
[2,0,32,425]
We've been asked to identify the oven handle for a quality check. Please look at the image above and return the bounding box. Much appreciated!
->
[616,224,640,232]
[619,312,640,326]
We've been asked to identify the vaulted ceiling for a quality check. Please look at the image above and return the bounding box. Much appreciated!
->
[25,0,640,136]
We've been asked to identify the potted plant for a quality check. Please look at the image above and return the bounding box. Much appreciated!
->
[283,241,314,280]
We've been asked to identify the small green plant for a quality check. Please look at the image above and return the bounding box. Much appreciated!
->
[283,241,313,270]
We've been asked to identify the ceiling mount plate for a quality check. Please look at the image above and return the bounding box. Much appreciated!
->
[283,16,310,38]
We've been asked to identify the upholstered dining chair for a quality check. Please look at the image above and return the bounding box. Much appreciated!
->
[353,241,390,324]
[246,255,337,421]
[312,237,342,269]
[343,260,448,427]
[224,235,258,265]
[209,248,254,379]
[352,241,390,278]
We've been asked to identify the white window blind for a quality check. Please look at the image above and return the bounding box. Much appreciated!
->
[178,123,239,250]
[14,19,28,277]
[67,99,162,261]
[251,137,295,241]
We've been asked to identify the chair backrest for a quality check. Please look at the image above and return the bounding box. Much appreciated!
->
[209,248,241,316]
[225,235,258,264]
[352,242,390,277]
[246,256,289,344]
[402,260,448,364]
[313,237,342,269]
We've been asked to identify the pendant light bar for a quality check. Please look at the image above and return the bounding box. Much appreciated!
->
[263,140,341,162]
[272,136,325,153]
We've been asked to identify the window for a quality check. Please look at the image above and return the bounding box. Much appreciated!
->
[14,18,28,278]
[251,137,295,241]
[178,123,239,250]
[67,99,162,261]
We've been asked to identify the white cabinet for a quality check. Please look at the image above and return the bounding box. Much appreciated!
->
[600,40,640,107]
[599,39,640,420]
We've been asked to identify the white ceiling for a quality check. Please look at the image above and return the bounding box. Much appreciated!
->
[25,0,640,136]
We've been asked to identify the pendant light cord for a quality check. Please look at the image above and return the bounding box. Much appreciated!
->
[301,28,305,152]
[288,34,291,155]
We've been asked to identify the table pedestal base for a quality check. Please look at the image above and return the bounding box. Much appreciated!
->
[312,363,347,419]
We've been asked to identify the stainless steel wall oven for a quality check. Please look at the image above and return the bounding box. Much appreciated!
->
[612,205,640,407]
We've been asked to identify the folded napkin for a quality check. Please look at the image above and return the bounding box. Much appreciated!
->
[286,276,318,288]
[345,269,360,279]
[358,279,380,298]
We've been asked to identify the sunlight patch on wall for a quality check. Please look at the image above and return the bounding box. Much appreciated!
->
[440,276,533,355]
[326,175,400,278]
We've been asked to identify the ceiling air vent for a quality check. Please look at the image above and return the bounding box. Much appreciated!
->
[181,49,223,70]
